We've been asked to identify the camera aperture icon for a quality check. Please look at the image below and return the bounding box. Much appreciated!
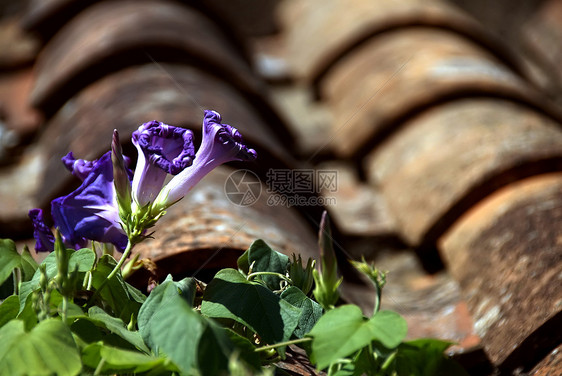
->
[224,169,262,206]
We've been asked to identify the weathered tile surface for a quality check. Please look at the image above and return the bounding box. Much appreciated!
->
[440,173,562,370]
[279,0,517,87]
[366,99,562,246]
[29,0,262,113]
[321,28,538,159]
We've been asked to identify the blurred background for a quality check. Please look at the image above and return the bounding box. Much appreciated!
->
[0,0,561,374]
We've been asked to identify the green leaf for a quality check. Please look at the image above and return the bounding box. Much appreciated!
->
[91,254,143,321]
[369,310,408,349]
[61,302,84,319]
[69,248,96,272]
[280,286,322,338]
[47,289,63,312]
[396,338,468,376]
[329,347,377,376]
[288,254,315,296]
[308,305,407,369]
[16,292,37,331]
[237,248,250,274]
[144,293,244,375]
[308,305,368,369]
[145,294,205,374]
[0,318,81,376]
[145,294,240,376]
[18,248,96,313]
[86,306,149,352]
[0,275,14,299]
[126,281,147,304]
[245,239,289,290]
[19,252,57,312]
[0,239,21,286]
[201,268,301,356]
[19,246,38,281]
[82,342,177,374]
[70,318,104,344]
[0,295,19,328]
[224,329,262,370]
[138,276,195,343]
[197,319,235,376]
[72,318,141,352]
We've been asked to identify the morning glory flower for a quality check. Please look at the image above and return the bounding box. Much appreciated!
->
[62,152,96,181]
[131,120,195,208]
[62,151,132,181]
[29,110,256,254]
[51,151,129,252]
[154,110,257,210]
[28,208,55,252]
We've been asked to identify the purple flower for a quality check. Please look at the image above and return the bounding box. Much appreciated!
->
[62,152,97,181]
[63,151,133,181]
[29,110,256,253]
[155,110,257,208]
[28,208,55,252]
[131,121,195,207]
[51,151,128,251]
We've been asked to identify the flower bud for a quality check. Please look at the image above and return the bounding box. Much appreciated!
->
[112,129,132,216]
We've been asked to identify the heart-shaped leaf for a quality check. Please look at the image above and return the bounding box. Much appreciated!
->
[144,295,204,374]
[19,246,38,281]
[202,268,301,356]
[244,240,289,290]
[308,305,407,369]
[82,342,177,374]
[0,295,19,328]
[0,319,81,376]
[138,275,196,343]
[0,239,22,286]
[280,286,322,338]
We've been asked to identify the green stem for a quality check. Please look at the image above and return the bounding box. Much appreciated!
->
[380,351,397,372]
[373,285,381,314]
[83,271,93,291]
[12,268,19,295]
[94,358,106,376]
[61,296,68,323]
[367,343,378,373]
[88,240,134,303]
[247,271,292,284]
[106,240,134,281]
[254,337,311,352]
[327,359,353,376]
[87,271,93,290]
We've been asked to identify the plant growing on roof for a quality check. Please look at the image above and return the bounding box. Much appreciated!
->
[0,111,467,375]
[30,110,256,281]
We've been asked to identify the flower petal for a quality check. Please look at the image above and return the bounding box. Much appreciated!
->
[131,120,195,206]
[62,151,133,182]
[52,151,128,251]
[201,110,258,164]
[155,110,257,208]
[62,152,96,181]
[28,208,55,253]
